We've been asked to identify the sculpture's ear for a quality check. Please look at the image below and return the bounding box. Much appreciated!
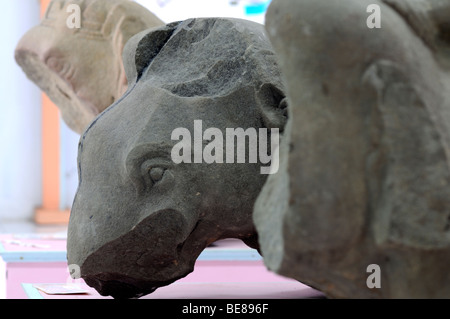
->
[122,22,180,85]
[256,83,288,132]
[112,19,154,98]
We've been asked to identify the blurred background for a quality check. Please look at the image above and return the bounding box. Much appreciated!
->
[0,0,271,230]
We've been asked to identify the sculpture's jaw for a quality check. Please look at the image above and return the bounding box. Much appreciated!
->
[71,209,198,299]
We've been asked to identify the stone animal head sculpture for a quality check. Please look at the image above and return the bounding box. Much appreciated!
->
[255,0,450,298]
[67,18,287,298]
[15,0,164,133]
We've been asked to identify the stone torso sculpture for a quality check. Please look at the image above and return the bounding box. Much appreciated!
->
[15,0,164,133]
[255,0,450,298]
[67,18,286,299]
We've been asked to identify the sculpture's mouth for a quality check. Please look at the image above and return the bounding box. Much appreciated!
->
[78,209,199,299]
[83,274,172,299]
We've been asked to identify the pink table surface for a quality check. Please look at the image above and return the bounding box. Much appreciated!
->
[0,234,69,299]
[0,235,323,299]
[23,260,324,299]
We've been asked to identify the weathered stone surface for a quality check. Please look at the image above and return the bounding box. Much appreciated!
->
[67,18,286,299]
[15,0,164,134]
[255,0,450,298]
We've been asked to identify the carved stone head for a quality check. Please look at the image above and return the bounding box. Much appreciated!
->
[255,0,450,298]
[67,18,286,298]
[15,0,164,133]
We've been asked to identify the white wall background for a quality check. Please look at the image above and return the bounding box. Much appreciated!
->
[0,0,42,222]
[135,0,269,24]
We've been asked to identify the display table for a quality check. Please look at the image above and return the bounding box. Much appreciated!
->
[22,260,323,299]
[1,235,320,299]
[0,234,68,299]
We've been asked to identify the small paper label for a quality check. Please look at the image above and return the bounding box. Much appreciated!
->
[33,284,88,295]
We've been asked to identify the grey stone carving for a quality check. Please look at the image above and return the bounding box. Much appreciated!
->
[67,18,286,299]
[254,0,450,298]
[15,0,164,134]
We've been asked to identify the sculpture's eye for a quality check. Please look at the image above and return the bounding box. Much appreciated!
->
[46,55,74,82]
[140,160,169,189]
[149,167,166,183]
[126,147,174,194]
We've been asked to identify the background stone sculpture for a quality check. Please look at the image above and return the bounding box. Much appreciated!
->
[67,18,286,299]
[254,0,450,298]
[15,0,164,134]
